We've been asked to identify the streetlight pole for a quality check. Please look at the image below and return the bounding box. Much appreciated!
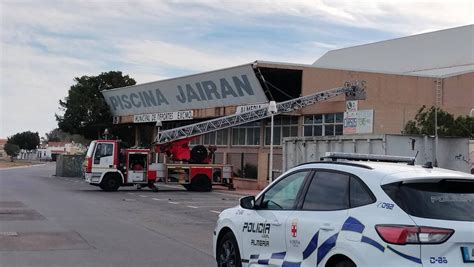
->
[155,120,162,164]
[267,101,277,183]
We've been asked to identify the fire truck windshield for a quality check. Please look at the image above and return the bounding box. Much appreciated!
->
[86,141,96,157]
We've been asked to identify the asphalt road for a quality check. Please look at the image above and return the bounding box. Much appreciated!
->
[0,163,242,267]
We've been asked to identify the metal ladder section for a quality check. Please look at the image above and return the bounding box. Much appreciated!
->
[154,81,367,144]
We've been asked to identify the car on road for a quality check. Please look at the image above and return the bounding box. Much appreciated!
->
[213,156,474,267]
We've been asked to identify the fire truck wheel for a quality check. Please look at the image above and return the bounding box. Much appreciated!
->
[100,174,121,192]
[190,174,212,192]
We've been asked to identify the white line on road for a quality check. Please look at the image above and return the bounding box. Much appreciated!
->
[168,201,179,204]
[152,198,163,201]
[188,205,233,208]
[210,210,221,214]
[127,193,135,195]
[139,195,147,198]
[187,205,199,209]
[159,184,185,190]
[164,201,235,205]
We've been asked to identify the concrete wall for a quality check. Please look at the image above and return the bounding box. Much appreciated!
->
[282,134,470,173]
[470,140,474,174]
[56,155,85,177]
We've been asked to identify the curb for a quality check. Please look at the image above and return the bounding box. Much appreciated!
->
[0,163,47,171]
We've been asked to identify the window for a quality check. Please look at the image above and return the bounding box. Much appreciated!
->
[303,113,343,136]
[302,171,350,210]
[259,171,309,210]
[232,122,260,146]
[100,143,114,157]
[350,177,375,207]
[264,116,298,145]
[161,121,202,145]
[202,129,228,146]
[382,180,474,221]
[93,143,113,164]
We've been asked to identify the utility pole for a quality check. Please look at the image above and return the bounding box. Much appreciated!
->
[434,78,442,167]
[267,101,277,182]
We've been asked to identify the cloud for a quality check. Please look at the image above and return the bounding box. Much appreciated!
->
[0,0,472,138]
[0,42,101,137]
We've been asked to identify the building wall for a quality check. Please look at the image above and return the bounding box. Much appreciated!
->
[0,139,7,160]
[299,66,473,134]
[442,72,474,115]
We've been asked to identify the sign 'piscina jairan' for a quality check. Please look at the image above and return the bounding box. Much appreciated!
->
[102,65,268,116]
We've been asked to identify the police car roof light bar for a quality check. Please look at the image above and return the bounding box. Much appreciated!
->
[322,152,416,164]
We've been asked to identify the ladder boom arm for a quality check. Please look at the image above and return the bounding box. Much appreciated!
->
[154,81,366,144]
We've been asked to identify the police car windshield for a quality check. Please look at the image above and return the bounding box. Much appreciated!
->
[382,179,474,221]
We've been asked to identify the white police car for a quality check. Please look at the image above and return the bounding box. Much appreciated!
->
[213,153,474,267]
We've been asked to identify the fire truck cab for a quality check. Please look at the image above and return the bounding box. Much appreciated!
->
[83,140,154,191]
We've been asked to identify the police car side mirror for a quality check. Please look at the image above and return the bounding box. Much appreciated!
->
[240,196,255,209]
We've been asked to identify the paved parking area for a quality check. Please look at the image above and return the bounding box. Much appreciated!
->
[53,175,247,215]
[0,163,258,266]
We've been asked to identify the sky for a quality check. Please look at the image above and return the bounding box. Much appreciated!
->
[1,0,472,138]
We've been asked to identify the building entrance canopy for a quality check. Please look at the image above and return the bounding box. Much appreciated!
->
[102,64,268,116]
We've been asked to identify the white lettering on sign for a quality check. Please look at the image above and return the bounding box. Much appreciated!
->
[102,65,268,116]
[133,111,194,123]
[235,103,269,114]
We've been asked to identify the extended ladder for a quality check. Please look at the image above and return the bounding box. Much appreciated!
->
[154,81,366,144]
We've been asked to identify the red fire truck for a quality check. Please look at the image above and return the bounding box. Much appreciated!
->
[84,138,233,192]
[83,81,366,192]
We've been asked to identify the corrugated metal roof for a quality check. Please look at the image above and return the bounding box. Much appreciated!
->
[313,25,474,77]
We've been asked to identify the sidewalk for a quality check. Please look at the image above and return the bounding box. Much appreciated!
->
[213,185,262,196]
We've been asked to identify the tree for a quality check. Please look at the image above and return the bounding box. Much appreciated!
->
[4,143,20,162]
[46,128,89,145]
[403,106,474,138]
[7,131,40,150]
[56,71,136,140]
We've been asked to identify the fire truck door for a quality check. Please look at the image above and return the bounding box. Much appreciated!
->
[128,153,147,182]
[92,142,115,170]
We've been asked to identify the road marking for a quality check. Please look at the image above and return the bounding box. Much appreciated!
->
[168,201,179,205]
[152,198,163,201]
[165,201,235,204]
[139,195,147,198]
[187,205,198,209]
[0,232,18,236]
[189,205,234,208]
[127,193,135,195]
[160,184,185,190]
[210,210,221,214]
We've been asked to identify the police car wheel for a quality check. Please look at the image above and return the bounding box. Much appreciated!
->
[334,259,356,267]
[217,232,241,267]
